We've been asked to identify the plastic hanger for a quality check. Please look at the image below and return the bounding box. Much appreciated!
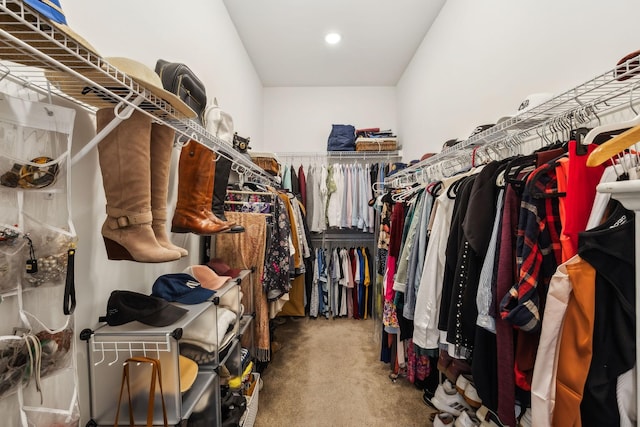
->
[587,123,640,166]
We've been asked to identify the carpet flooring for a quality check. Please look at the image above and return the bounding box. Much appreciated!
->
[254,317,436,427]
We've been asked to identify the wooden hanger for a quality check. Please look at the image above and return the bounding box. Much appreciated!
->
[587,123,640,166]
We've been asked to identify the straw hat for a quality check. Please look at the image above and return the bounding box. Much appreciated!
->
[45,57,197,119]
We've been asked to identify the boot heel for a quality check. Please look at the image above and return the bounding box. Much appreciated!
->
[103,237,134,261]
[170,225,191,233]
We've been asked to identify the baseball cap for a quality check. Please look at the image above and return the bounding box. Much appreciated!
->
[420,153,437,161]
[614,49,640,81]
[468,124,495,139]
[179,355,198,393]
[207,258,242,280]
[442,139,462,151]
[496,93,554,124]
[183,265,231,291]
[99,290,188,327]
[151,273,215,305]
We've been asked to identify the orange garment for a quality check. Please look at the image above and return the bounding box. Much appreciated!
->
[278,193,301,269]
[552,259,596,427]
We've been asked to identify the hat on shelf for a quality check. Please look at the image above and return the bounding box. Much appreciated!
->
[614,49,640,81]
[183,265,231,291]
[151,273,215,305]
[468,124,495,139]
[179,355,198,393]
[45,57,197,119]
[420,153,437,161]
[99,290,188,327]
[207,258,242,280]
[16,0,100,56]
[442,138,462,151]
[496,93,554,124]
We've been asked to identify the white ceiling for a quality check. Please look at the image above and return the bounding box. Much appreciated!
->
[222,0,446,87]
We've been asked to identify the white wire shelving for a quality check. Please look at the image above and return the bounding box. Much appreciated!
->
[0,0,276,185]
[385,52,640,187]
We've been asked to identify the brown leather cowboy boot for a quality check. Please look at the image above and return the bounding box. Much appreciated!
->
[96,108,181,262]
[171,140,234,234]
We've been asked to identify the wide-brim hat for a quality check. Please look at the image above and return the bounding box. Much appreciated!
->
[45,57,197,119]
[179,355,198,393]
[183,265,231,291]
[0,0,101,62]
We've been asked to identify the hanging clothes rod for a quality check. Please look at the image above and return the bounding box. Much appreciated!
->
[277,151,402,160]
[227,189,275,196]
[385,53,640,186]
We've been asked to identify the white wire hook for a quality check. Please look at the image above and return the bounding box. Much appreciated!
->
[113,91,137,120]
[107,344,120,366]
[94,342,106,366]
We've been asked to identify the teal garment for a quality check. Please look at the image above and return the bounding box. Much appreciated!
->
[282,163,292,191]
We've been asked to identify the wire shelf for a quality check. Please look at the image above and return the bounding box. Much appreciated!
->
[385,52,640,186]
[0,0,276,185]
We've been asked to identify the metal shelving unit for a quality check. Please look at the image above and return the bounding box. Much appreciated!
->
[0,0,276,185]
[385,52,640,187]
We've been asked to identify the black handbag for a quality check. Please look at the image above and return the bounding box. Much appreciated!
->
[155,59,207,122]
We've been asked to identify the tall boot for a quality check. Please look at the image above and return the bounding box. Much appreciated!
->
[96,109,181,263]
[150,122,188,257]
[212,152,244,233]
[171,140,233,234]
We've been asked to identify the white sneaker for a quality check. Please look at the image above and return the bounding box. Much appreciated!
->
[455,410,480,427]
[431,380,472,417]
[433,412,456,427]
[456,374,482,408]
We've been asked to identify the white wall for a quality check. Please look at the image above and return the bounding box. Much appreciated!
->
[397,0,640,161]
[263,87,397,154]
[37,0,264,422]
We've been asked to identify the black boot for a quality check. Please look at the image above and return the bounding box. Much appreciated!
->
[212,152,244,233]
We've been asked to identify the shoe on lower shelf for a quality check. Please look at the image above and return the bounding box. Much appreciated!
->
[433,412,456,427]
[455,410,480,427]
[430,380,472,417]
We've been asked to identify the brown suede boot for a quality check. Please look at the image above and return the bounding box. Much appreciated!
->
[171,140,233,234]
[150,122,188,257]
[97,108,181,263]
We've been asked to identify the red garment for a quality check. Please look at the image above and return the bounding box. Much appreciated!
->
[494,184,520,427]
[298,165,307,209]
[559,141,605,261]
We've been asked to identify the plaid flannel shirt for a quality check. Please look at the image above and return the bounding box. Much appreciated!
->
[499,162,563,331]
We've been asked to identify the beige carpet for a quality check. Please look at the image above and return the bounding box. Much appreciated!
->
[254,317,436,427]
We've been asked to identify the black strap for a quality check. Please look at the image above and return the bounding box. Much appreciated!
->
[63,246,76,315]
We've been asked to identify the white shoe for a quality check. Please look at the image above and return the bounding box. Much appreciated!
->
[431,380,472,417]
[433,412,456,427]
[455,410,480,427]
[455,374,482,408]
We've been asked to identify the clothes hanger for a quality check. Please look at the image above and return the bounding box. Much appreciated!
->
[587,123,640,167]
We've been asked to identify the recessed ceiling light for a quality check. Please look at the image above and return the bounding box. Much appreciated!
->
[325,32,341,45]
